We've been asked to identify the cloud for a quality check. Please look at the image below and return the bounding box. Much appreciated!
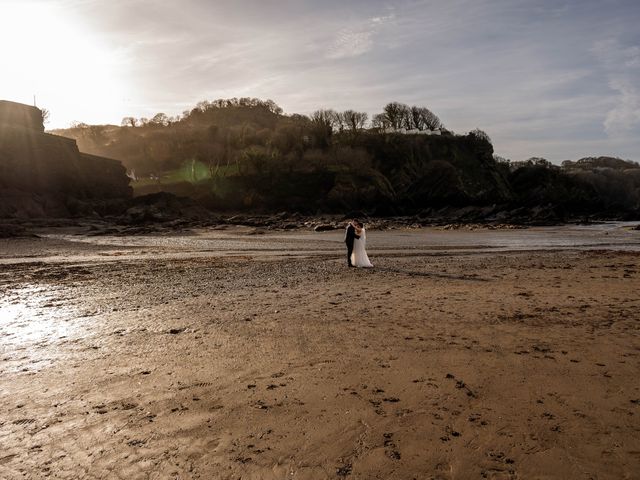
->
[604,77,640,135]
[326,29,374,59]
[14,0,638,161]
[325,13,394,60]
[624,46,640,67]
[592,37,640,136]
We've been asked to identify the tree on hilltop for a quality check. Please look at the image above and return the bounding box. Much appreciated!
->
[150,113,169,126]
[409,106,442,131]
[383,102,409,130]
[373,102,443,131]
[40,108,50,125]
[121,117,137,127]
[469,128,492,145]
[310,109,339,148]
[339,110,369,132]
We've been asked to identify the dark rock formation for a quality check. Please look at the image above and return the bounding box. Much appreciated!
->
[124,192,212,224]
[0,100,131,218]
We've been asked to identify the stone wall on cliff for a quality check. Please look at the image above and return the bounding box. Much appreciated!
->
[0,100,45,133]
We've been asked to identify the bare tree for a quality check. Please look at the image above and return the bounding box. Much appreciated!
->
[40,108,50,125]
[310,109,339,147]
[383,102,409,130]
[264,99,283,115]
[409,106,442,131]
[70,121,89,129]
[334,111,346,132]
[311,109,339,131]
[339,110,369,132]
[150,113,169,126]
[195,100,211,112]
[121,117,137,127]
[376,103,443,132]
[400,105,413,130]
[372,113,391,130]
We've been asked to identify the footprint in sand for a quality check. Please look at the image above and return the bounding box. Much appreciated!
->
[383,432,401,460]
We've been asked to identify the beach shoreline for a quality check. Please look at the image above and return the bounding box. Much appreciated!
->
[1,231,639,479]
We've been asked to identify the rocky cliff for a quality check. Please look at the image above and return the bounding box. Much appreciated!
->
[0,100,44,133]
[0,101,131,218]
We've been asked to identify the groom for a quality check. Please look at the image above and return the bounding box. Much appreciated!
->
[344,219,360,267]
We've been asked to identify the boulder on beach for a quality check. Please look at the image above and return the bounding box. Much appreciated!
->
[314,224,337,232]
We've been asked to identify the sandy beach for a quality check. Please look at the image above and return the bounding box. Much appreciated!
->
[1,225,639,479]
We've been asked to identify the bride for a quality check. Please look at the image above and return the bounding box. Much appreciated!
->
[351,221,373,268]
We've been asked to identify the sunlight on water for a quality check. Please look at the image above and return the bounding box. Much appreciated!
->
[40,223,640,259]
[0,285,75,347]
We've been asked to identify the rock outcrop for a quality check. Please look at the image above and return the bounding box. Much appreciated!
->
[0,100,44,133]
[0,100,131,218]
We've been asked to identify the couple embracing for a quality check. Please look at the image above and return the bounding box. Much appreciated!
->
[344,219,373,268]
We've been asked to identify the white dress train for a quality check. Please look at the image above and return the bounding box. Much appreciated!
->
[351,228,373,268]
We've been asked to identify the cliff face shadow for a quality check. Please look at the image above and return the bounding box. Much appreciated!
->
[373,266,489,282]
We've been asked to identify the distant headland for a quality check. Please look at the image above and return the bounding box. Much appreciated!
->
[1,98,639,229]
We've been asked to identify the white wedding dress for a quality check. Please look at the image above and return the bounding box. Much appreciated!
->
[351,228,373,268]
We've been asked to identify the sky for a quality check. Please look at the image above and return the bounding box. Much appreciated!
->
[1,0,639,162]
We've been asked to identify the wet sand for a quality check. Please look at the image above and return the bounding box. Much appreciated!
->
[1,227,639,479]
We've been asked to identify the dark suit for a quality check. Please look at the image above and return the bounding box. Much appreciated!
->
[344,224,360,267]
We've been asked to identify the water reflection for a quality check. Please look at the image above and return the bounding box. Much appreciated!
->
[0,284,76,349]
[42,222,640,258]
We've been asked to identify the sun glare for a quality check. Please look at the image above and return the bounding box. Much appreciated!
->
[0,284,76,352]
[0,2,129,127]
